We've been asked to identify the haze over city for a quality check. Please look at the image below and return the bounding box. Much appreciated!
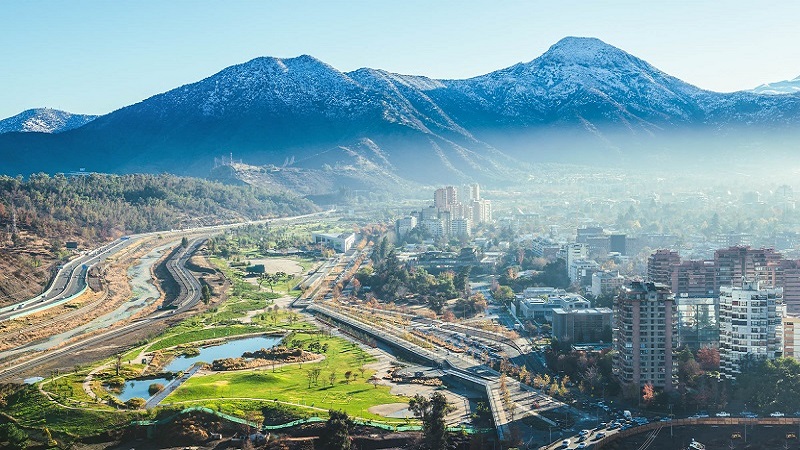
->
[3,2,800,450]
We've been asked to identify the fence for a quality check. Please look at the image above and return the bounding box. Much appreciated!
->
[131,405,491,434]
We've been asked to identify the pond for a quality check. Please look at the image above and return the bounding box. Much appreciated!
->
[113,377,173,402]
[163,335,283,373]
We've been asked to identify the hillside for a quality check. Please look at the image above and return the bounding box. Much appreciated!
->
[0,173,317,304]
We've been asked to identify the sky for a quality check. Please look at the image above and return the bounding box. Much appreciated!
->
[1,1,800,118]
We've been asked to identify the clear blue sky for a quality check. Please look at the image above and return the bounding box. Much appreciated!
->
[2,1,799,118]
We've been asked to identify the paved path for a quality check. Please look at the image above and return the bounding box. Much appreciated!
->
[145,364,202,409]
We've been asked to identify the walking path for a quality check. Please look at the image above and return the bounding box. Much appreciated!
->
[145,364,202,409]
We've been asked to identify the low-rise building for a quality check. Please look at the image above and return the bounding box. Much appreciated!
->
[519,290,591,322]
[312,232,356,253]
[552,307,613,343]
[396,216,417,237]
[591,271,625,297]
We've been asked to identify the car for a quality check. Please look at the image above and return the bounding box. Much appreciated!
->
[579,429,590,436]
[770,411,785,417]
[697,411,710,418]
[660,417,672,422]
[577,444,587,449]
[716,411,731,417]
[596,432,606,439]
[561,439,570,448]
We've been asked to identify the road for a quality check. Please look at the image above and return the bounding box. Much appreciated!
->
[0,209,335,322]
[307,303,565,442]
[0,211,335,381]
[0,238,136,321]
[0,237,206,382]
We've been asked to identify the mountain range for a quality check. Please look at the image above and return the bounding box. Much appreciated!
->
[751,75,800,95]
[0,108,97,134]
[2,37,800,192]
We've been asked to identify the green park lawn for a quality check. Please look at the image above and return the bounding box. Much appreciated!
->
[165,333,408,422]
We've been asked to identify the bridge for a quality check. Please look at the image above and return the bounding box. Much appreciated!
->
[307,303,564,441]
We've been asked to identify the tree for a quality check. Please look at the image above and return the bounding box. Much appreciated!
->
[319,409,354,450]
[126,397,147,409]
[642,383,655,406]
[329,370,337,386]
[344,370,353,384]
[181,236,189,248]
[696,347,720,371]
[0,423,28,450]
[492,285,515,304]
[409,392,452,450]
[201,284,211,304]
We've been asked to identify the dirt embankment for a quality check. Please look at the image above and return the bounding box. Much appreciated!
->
[0,231,59,307]
[0,238,171,352]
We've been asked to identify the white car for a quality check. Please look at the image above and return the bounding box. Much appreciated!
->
[561,439,571,448]
[577,443,587,449]
[770,411,785,417]
[715,411,731,417]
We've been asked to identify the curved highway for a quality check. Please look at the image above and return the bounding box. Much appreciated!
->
[0,210,335,381]
[0,209,335,322]
[0,237,205,382]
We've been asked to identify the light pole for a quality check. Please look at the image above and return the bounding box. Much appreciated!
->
[669,404,673,437]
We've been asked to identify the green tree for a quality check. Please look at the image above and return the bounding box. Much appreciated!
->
[181,236,189,248]
[0,423,28,450]
[320,409,354,450]
[409,392,452,450]
[201,284,211,304]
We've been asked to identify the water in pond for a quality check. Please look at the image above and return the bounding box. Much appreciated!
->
[164,335,282,372]
[113,377,172,402]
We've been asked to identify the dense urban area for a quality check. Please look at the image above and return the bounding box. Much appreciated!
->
[2,170,800,450]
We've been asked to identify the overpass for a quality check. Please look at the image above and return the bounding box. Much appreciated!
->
[307,303,564,441]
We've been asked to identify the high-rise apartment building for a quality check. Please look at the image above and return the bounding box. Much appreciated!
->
[714,246,782,293]
[783,315,800,360]
[434,186,458,210]
[718,281,782,379]
[613,281,677,391]
[647,249,681,286]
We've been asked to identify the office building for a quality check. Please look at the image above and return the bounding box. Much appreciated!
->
[552,308,613,343]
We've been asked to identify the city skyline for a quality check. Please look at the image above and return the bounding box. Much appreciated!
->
[2,1,800,117]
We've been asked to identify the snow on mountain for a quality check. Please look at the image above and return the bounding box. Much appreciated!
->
[3,36,800,183]
[0,108,97,134]
[751,76,800,95]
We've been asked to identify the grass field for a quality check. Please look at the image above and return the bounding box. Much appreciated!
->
[165,332,409,422]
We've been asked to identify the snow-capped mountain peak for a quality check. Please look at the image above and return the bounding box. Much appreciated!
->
[0,108,98,134]
[751,75,800,95]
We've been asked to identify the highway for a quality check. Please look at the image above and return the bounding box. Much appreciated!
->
[0,209,335,322]
[307,302,565,442]
[0,238,135,321]
[0,210,335,381]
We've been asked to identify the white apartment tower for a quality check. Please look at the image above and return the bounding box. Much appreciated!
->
[719,280,783,379]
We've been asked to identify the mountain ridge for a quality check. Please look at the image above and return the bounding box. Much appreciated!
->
[2,36,800,191]
[0,108,98,134]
